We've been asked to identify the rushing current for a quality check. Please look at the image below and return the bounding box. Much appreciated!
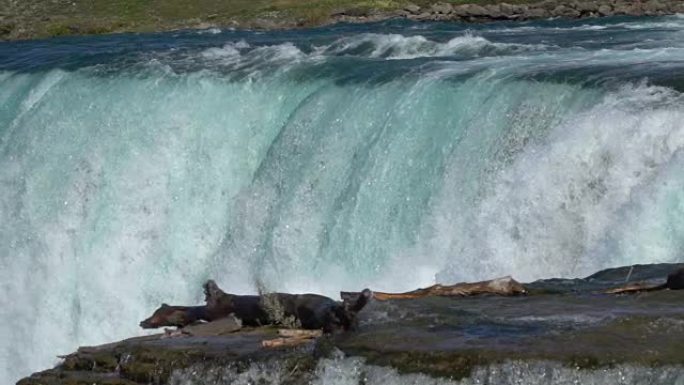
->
[3,15,684,383]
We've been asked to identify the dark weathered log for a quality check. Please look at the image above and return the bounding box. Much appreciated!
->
[181,316,242,336]
[140,281,371,333]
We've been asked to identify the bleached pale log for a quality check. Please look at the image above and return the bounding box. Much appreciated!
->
[277,329,322,338]
[342,276,526,301]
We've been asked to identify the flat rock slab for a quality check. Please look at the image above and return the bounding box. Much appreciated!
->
[18,263,684,384]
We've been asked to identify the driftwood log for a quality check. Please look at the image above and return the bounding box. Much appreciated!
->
[604,282,664,295]
[276,329,323,339]
[341,276,526,301]
[605,268,684,294]
[262,329,323,348]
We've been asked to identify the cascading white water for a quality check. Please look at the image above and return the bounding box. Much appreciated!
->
[3,16,684,383]
[168,355,684,385]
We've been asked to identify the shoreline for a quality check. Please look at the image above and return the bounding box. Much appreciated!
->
[2,0,683,42]
[333,1,683,26]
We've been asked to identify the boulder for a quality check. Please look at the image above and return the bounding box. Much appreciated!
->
[613,3,637,15]
[575,2,599,13]
[485,4,505,19]
[538,0,560,11]
[527,7,550,18]
[404,3,421,14]
[597,4,613,16]
[551,5,581,17]
[643,0,666,14]
[464,4,490,17]
[431,3,453,14]
[499,2,517,15]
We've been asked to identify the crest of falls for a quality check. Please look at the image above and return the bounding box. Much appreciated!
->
[3,15,684,383]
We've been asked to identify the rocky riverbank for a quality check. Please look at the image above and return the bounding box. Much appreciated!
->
[17,263,684,385]
[2,0,684,41]
[334,0,684,24]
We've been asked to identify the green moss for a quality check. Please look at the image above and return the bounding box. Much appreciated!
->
[118,346,209,383]
[566,355,603,370]
[61,351,119,372]
[45,23,74,37]
[17,369,141,385]
[374,351,490,379]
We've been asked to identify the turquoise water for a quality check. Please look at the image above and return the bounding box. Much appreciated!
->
[3,16,684,383]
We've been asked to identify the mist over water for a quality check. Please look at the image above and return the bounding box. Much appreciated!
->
[3,15,684,383]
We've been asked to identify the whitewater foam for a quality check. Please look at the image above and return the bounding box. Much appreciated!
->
[314,33,533,60]
[169,355,684,385]
[194,32,549,68]
[434,83,684,282]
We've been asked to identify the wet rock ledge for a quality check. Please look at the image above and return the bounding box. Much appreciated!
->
[334,0,684,24]
[18,263,684,385]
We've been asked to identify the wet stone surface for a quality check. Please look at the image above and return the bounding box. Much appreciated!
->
[17,263,684,384]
